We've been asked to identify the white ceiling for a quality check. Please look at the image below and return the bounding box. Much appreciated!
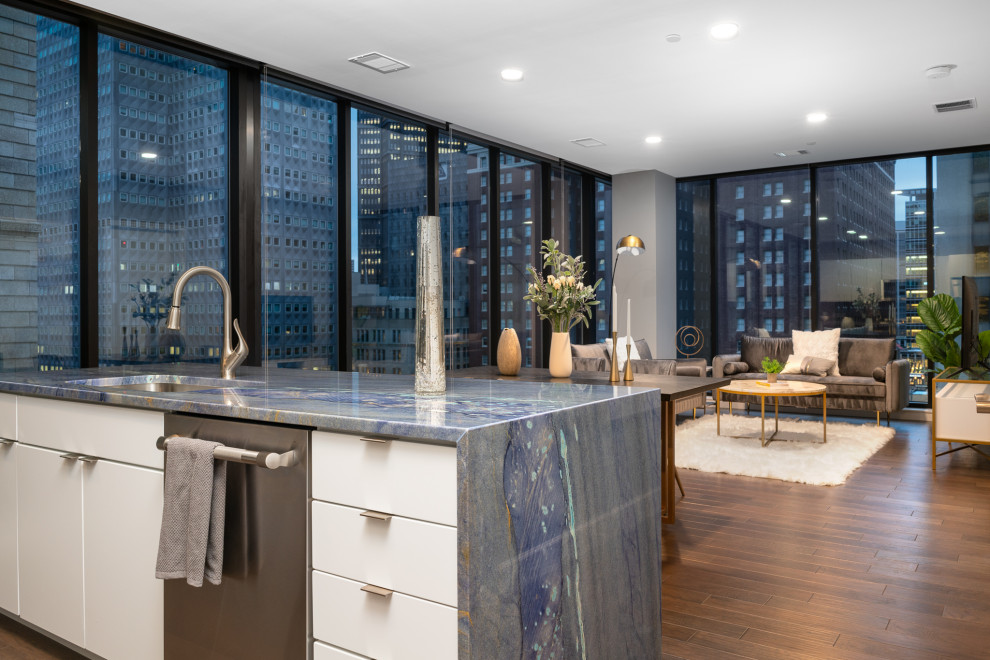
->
[72,0,990,178]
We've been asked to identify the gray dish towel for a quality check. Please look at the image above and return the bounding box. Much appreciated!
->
[155,436,227,587]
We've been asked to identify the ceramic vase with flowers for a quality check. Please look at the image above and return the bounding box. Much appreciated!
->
[525,239,602,377]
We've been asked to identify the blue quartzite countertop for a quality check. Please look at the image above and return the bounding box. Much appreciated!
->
[0,364,658,445]
[0,365,664,658]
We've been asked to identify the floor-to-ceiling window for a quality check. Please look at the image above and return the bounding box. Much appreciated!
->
[498,153,542,367]
[714,170,811,354]
[439,132,489,368]
[675,180,712,360]
[350,107,427,374]
[0,8,79,372]
[594,178,612,343]
[260,80,338,369]
[96,35,228,366]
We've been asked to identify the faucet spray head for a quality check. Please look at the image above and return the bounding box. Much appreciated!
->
[166,306,181,330]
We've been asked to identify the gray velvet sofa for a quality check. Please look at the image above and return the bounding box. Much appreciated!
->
[713,335,911,423]
[572,341,708,415]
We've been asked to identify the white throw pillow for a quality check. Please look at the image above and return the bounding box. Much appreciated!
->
[781,354,836,377]
[791,328,841,376]
[604,336,640,371]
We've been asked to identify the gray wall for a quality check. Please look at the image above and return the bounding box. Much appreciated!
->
[612,170,677,357]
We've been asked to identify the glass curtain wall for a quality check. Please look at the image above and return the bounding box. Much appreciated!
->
[438,132,488,368]
[594,178,612,342]
[933,150,990,367]
[498,153,542,367]
[350,107,427,374]
[260,78,339,369]
[0,10,80,372]
[550,166,583,342]
[715,170,811,354]
[817,157,925,402]
[675,180,712,360]
[96,35,228,366]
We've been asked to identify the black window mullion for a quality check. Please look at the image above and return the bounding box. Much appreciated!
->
[708,178,719,355]
[78,20,98,368]
[338,100,353,371]
[229,65,262,366]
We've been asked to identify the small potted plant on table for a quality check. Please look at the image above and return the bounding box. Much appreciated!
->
[761,356,783,384]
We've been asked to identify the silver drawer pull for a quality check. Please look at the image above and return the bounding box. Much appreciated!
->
[77,455,100,464]
[360,436,391,444]
[59,453,81,461]
[361,584,393,598]
[360,510,393,522]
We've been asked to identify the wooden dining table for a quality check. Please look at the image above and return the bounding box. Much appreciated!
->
[449,366,730,524]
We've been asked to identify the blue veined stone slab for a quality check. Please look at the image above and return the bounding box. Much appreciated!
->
[457,389,663,658]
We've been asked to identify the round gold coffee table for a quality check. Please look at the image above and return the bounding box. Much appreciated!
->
[716,380,827,447]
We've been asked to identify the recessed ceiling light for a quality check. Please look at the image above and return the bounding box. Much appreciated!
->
[710,23,739,40]
[891,190,903,195]
[500,68,524,82]
[846,230,857,234]
[806,112,828,123]
[140,152,157,159]
[644,135,662,144]
[665,34,681,43]
[780,198,791,204]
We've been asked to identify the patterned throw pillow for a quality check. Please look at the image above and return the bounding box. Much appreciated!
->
[781,354,835,376]
[791,328,841,376]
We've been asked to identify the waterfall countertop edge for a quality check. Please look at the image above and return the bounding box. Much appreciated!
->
[0,364,663,443]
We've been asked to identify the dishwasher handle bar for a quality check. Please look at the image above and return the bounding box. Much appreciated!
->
[156,435,297,469]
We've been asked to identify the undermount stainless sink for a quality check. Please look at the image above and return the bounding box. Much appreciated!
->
[67,375,264,393]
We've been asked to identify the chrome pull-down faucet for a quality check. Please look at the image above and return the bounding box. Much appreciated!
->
[166,265,249,380]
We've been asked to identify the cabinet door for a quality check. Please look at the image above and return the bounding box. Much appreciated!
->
[0,440,17,614]
[16,443,85,647]
[83,459,164,660]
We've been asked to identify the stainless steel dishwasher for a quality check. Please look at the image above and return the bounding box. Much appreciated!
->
[161,413,309,660]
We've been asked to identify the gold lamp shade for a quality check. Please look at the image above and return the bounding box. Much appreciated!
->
[615,235,646,256]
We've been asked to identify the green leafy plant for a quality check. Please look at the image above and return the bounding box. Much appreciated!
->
[524,239,602,333]
[761,356,783,374]
[916,293,990,371]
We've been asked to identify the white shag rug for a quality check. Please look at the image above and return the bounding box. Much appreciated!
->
[675,413,895,486]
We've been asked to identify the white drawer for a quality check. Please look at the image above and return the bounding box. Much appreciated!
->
[17,397,164,469]
[312,501,456,607]
[314,640,367,660]
[312,431,456,526]
[0,393,14,439]
[312,570,457,660]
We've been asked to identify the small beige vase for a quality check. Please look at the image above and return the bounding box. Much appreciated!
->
[549,332,573,378]
[767,373,778,384]
[497,327,522,376]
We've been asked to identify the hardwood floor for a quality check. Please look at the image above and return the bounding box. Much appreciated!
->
[663,416,990,660]
[0,615,84,660]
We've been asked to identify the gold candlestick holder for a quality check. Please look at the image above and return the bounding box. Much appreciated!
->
[609,331,620,382]
[623,341,634,381]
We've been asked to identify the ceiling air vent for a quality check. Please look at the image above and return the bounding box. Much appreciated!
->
[933,98,976,113]
[348,52,409,74]
[571,137,606,148]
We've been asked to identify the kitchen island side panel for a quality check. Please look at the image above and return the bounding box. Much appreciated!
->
[457,389,663,658]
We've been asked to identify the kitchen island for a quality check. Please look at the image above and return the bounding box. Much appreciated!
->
[0,365,663,659]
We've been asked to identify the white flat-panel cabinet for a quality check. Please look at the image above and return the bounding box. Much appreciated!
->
[16,443,86,648]
[83,458,164,660]
[0,438,18,614]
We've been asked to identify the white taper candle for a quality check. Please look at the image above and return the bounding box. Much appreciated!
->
[626,299,631,343]
[612,285,618,333]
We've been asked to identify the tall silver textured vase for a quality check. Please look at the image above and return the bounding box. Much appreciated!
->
[414,215,446,394]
